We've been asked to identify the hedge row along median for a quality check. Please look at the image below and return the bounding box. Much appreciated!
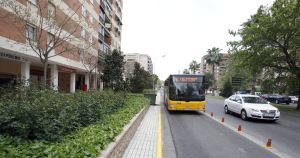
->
[0,90,149,157]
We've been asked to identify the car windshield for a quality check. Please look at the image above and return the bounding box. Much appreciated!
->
[242,97,268,104]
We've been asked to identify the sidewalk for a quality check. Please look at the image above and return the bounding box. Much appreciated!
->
[122,91,162,158]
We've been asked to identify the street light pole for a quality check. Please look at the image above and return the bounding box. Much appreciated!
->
[152,55,166,91]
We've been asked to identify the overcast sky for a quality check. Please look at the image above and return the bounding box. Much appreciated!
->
[121,0,274,80]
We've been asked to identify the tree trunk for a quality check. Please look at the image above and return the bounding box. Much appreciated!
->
[43,62,48,89]
[251,74,256,95]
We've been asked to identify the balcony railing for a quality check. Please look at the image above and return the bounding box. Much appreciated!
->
[99,11,105,24]
[98,32,104,42]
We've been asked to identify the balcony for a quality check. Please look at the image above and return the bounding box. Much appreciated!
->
[99,11,105,24]
[100,0,105,11]
[115,14,122,26]
[98,32,104,42]
[98,49,106,65]
[104,35,112,45]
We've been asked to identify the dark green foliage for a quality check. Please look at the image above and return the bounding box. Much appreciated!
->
[0,88,131,141]
[130,62,153,93]
[228,0,300,109]
[101,49,125,91]
[189,60,200,74]
[220,80,233,98]
[0,93,148,158]
[204,72,213,91]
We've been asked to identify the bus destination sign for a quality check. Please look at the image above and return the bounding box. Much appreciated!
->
[174,76,202,83]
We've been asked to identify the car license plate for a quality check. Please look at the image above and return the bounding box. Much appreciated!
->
[264,113,275,117]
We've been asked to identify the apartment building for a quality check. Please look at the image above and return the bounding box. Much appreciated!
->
[0,0,122,92]
[99,0,122,54]
[124,53,153,78]
[200,53,229,81]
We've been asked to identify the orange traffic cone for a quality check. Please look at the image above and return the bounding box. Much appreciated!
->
[221,117,224,123]
[210,112,214,117]
[266,139,272,149]
[237,125,242,132]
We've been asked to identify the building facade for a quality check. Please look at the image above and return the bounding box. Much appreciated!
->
[0,0,122,92]
[200,53,229,81]
[124,53,153,78]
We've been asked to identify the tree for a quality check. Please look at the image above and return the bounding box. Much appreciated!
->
[183,69,190,74]
[189,60,200,74]
[130,62,152,93]
[206,47,223,94]
[228,0,300,110]
[101,50,125,90]
[80,47,100,90]
[204,72,213,93]
[220,79,233,98]
[0,1,85,87]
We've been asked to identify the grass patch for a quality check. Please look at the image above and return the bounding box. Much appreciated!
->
[0,93,149,158]
[271,103,298,112]
[206,95,226,100]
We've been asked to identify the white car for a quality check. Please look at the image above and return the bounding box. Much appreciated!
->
[289,96,298,103]
[224,94,280,121]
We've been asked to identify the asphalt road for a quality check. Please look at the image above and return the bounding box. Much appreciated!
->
[164,108,279,158]
[157,88,281,158]
[205,97,300,158]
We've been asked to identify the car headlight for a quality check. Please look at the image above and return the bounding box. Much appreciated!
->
[277,110,280,113]
[251,109,259,112]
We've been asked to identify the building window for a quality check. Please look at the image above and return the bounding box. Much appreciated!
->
[47,33,54,47]
[26,24,36,41]
[79,49,84,63]
[82,4,86,17]
[48,2,56,19]
[80,27,85,38]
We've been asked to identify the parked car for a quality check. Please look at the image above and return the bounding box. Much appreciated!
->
[289,96,298,103]
[224,94,280,121]
[265,95,291,104]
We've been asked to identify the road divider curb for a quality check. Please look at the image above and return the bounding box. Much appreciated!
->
[203,111,293,158]
[98,106,149,158]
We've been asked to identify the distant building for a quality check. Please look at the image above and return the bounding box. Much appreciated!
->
[200,53,229,81]
[124,53,153,78]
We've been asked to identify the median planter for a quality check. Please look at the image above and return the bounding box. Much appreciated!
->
[144,93,157,105]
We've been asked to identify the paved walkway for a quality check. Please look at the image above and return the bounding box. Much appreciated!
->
[123,91,162,158]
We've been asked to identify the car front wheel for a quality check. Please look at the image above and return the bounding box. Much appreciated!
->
[241,110,248,121]
[224,105,230,114]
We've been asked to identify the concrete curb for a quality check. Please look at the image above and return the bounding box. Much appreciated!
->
[98,105,150,158]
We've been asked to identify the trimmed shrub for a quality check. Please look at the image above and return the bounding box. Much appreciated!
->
[0,93,149,157]
[0,88,132,141]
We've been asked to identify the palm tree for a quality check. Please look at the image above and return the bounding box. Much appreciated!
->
[183,69,190,74]
[206,47,223,95]
[189,60,200,74]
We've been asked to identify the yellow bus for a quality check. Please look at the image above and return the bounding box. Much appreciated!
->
[164,74,206,112]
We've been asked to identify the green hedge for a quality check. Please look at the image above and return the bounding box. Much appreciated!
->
[0,89,146,141]
[0,93,148,157]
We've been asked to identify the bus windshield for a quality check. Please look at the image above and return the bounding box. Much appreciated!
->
[169,76,205,101]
